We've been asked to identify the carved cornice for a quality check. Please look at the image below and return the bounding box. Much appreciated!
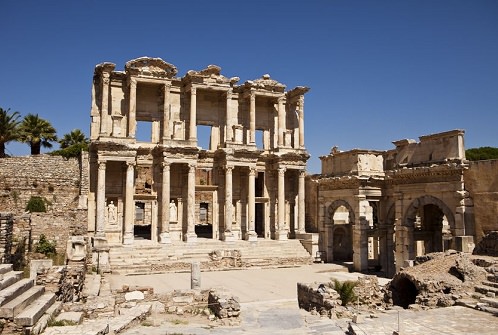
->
[183,64,239,87]
[241,74,286,93]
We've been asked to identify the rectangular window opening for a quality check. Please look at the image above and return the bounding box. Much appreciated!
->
[197,125,212,150]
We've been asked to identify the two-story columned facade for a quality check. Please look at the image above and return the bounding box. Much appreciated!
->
[88,57,309,245]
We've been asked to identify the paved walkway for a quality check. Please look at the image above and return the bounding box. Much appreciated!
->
[109,264,498,334]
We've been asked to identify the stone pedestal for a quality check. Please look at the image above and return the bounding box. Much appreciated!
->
[245,231,258,242]
[159,232,172,244]
[185,232,197,243]
[454,235,475,253]
[223,231,236,242]
[92,237,111,274]
[123,232,134,245]
[276,229,289,241]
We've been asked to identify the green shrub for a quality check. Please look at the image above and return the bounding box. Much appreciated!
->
[25,196,46,212]
[332,279,357,306]
[49,142,88,159]
[35,234,57,256]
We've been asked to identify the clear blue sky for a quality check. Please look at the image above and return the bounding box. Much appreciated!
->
[1,0,497,173]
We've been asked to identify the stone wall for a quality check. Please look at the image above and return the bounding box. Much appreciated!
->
[464,159,498,241]
[0,155,84,215]
[0,213,13,263]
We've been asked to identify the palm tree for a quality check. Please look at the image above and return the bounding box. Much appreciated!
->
[18,114,57,155]
[0,108,21,158]
[58,129,89,148]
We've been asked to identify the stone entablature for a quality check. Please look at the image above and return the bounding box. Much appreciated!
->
[88,57,310,247]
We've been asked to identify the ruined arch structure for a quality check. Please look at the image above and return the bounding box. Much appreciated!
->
[307,130,475,277]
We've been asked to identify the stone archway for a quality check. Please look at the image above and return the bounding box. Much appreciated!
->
[404,195,455,255]
[327,200,355,262]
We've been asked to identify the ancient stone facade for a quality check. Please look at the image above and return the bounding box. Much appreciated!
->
[88,57,309,245]
[307,130,480,276]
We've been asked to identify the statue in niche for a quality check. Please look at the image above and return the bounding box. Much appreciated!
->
[169,200,178,222]
[107,201,117,224]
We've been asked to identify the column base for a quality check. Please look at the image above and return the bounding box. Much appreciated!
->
[223,231,236,242]
[245,231,258,242]
[159,232,172,244]
[276,229,289,241]
[185,232,197,243]
[123,232,134,245]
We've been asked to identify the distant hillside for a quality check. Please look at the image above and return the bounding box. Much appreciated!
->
[466,147,498,161]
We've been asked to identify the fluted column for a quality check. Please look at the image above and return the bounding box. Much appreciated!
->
[160,162,171,244]
[123,161,135,244]
[128,78,137,138]
[297,170,306,233]
[246,167,257,241]
[185,164,197,242]
[298,96,305,148]
[277,96,285,147]
[249,91,256,144]
[162,83,171,140]
[96,160,107,237]
[277,167,288,240]
[189,86,197,141]
[226,89,233,142]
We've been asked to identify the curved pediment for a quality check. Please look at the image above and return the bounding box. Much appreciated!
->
[125,57,178,78]
[185,65,239,86]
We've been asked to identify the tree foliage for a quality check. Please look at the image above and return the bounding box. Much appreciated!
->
[58,129,89,149]
[18,114,57,155]
[35,234,57,256]
[0,107,21,158]
[50,142,88,158]
[465,147,498,161]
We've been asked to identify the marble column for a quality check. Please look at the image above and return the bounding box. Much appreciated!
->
[160,162,171,244]
[96,160,107,237]
[298,96,305,148]
[246,167,257,241]
[223,166,235,241]
[123,161,135,244]
[277,167,288,240]
[189,86,197,141]
[185,164,197,242]
[128,78,137,138]
[100,73,110,135]
[226,89,233,142]
[162,83,171,140]
[249,91,256,144]
[297,170,306,233]
[277,96,285,147]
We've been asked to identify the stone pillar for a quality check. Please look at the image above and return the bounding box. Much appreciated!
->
[246,167,257,241]
[277,96,285,147]
[191,262,201,289]
[353,216,369,272]
[226,89,233,142]
[298,96,305,148]
[185,164,197,242]
[223,166,235,241]
[128,77,137,138]
[96,160,106,237]
[276,167,288,240]
[100,73,110,135]
[160,162,171,244]
[189,86,197,141]
[162,83,171,140]
[249,91,256,144]
[123,161,135,244]
[297,170,306,233]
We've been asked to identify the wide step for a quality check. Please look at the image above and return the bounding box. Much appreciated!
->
[0,286,45,319]
[14,292,56,326]
[0,278,33,307]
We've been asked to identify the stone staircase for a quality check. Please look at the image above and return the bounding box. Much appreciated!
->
[0,263,58,333]
[109,238,313,275]
[473,265,498,316]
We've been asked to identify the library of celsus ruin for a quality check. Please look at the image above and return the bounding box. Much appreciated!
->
[87,57,310,246]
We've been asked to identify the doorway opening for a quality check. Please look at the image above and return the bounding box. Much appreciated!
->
[255,203,265,237]
[195,202,212,238]
[134,201,151,240]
